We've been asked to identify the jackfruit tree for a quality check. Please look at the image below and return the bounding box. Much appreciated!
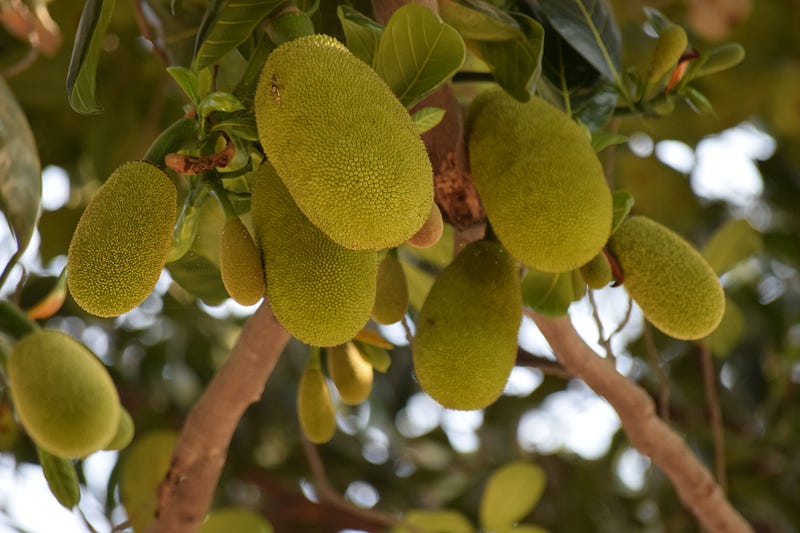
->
[3,0,800,532]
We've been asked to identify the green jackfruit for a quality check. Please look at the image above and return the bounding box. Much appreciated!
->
[327,343,373,405]
[201,508,273,533]
[8,330,120,458]
[68,161,177,317]
[297,365,336,444]
[648,25,688,83]
[414,240,522,410]
[251,163,378,347]
[467,89,612,273]
[407,203,444,249]
[372,253,409,325]
[607,216,724,340]
[580,252,613,289]
[220,215,265,306]
[255,34,433,250]
[104,407,134,451]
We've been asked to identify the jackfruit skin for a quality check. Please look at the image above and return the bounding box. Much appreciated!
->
[607,216,724,340]
[413,240,522,410]
[372,253,409,324]
[327,343,373,405]
[255,34,434,250]
[467,89,612,273]
[648,25,688,83]
[8,330,120,458]
[67,161,177,317]
[220,216,265,306]
[580,252,613,289]
[104,407,134,451]
[297,367,336,444]
[407,203,444,249]
[251,163,378,347]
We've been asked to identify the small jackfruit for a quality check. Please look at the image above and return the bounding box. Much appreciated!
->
[255,34,433,250]
[467,89,612,273]
[580,252,613,289]
[219,215,265,306]
[200,508,273,533]
[327,343,373,405]
[372,253,409,325]
[414,240,522,410]
[104,407,135,451]
[297,365,336,444]
[251,163,378,347]
[8,330,120,458]
[648,25,688,83]
[607,216,724,340]
[407,203,444,249]
[67,161,177,317]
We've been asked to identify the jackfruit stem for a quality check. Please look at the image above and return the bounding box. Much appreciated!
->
[0,300,39,339]
[210,179,238,219]
[143,116,199,167]
[307,346,322,372]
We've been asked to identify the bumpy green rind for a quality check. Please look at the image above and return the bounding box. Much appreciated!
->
[251,164,378,347]
[580,252,613,289]
[467,89,612,273]
[255,34,433,250]
[220,216,265,306]
[372,253,409,325]
[327,343,373,405]
[8,330,120,458]
[297,367,336,444]
[67,161,177,317]
[608,216,725,340]
[414,240,522,410]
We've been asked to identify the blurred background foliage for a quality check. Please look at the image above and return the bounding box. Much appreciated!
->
[1,0,800,532]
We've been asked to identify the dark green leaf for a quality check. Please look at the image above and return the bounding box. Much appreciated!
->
[610,190,634,235]
[167,251,229,305]
[66,0,116,114]
[167,66,203,106]
[591,130,627,152]
[412,106,446,134]
[375,4,466,108]
[682,86,715,115]
[438,0,521,41]
[702,219,763,275]
[337,5,384,67]
[211,113,259,141]
[144,117,200,166]
[38,448,80,509]
[522,270,573,317]
[197,91,246,119]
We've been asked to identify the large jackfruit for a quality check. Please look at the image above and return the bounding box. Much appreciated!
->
[251,163,378,347]
[255,34,433,250]
[467,89,612,273]
[413,240,522,410]
[8,330,120,458]
[67,161,176,317]
[607,216,724,340]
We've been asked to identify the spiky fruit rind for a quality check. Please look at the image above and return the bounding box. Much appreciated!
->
[372,253,409,325]
[414,240,522,410]
[8,330,120,458]
[255,34,433,250]
[648,25,688,83]
[67,161,177,317]
[327,343,373,405]
[251,164,378,347]
[297,367,336,444]
[467,90,612,273]
[580,252,613,289]
[220,216,265,306]
[608,216,724,340]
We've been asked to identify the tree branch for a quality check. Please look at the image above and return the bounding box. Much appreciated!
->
[148,301,291,533]
[527,310,752,533]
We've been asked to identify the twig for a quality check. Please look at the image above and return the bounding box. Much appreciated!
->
[401,315,414,348]
[527,310,752,533]
[643,322,671,422]
[516,348,572,379]
[130,0,170,66]
[587,289,615,362]
[699,344,728,493]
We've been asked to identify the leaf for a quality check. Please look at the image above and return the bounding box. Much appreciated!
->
[702,219,763,275]
[438,0,521,41]
[0,78,41,281]
[193,0,283,71]
[702,297,744,357]
[66,0,116,114]
[412,106,446,134]
[375,4,466,108]
[337,5,384,67]
[197,91,246,120]
[38,448,80,509]
[391,510,474,533]
[497,527,551,533]
[479,461,546,531]
[167,66,203,106]
[591,129,627,152]
[610,190,634,235]
[400,261,435,312]
[521,270,573,317]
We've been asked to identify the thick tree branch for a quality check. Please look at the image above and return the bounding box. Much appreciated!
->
[148,301,291,533]
[528,311,752,533]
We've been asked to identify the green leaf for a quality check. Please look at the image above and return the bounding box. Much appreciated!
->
[167,67,203,107]
[337,5,384,67]
[193,0,283,71]
[375,4,466,108]
[400,261,435,312]
[591,129,627,152]
[682,86,715,115]
[694,43,745,78]
[197,91,246,120]
[497,526,552,533]
[0,78,41,285]
[438,0,521,41]
[702,219,763,275]
[38,448,80,509]
[521,270,573,317]
[479,461,546,531]
[391,510,474,533]
[144,117,201,166]
[610,190,634,235]
[702,297,744,357]
[412,106,446,134]
[66,0,116,114]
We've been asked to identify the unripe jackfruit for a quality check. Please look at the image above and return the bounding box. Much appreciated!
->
[407,203,444,249]
[607,216,724,340]
[8,330,120,458]
[327,343,373,405]
[104,407,134,451]
[67,161,177,317]
[414,240,522,410]
[372,253,409,325]
[255,34,433,250]
[297,365,336,444]
[580,252,613,289]
[467,89,612,273]
[220,215,265,306]
[251,163,378,347]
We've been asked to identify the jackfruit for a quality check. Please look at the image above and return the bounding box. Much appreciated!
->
[297,364,336,444]
[201,508,273,533]
[104,407,134,451]
[255,34,433,250]
[67,161,177,317]
[413,240,522,410]
[8,330,120,458]
[251,163,378,346]
[648,25,688,83]
[580,252,613,289]
[219,215,265,306]
[327,343,373,405]
[407,203,444,249]
[372,253,408,325]
[607,216,724,340]
[467,89,612,273]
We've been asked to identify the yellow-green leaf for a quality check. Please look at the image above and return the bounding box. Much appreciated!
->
[480,461,546,531]
[66,0,115,114]
[702,219,762,275]
[38,447,80,509]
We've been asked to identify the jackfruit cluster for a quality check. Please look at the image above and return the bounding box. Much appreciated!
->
[467,89,613,273]
[255,34,433,251]
[607,216,724,340]
[67,161,177,317]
